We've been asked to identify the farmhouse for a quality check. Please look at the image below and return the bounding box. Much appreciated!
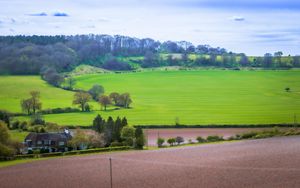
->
[25,129,72,153]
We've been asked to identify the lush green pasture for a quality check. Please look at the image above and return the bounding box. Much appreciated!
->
[47,70,300,125]
[2,70,300,126]
[0,76,75,112]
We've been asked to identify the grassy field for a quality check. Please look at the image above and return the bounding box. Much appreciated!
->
[9,130,28,142]
[2,70,300,126]
[0,76,76,112]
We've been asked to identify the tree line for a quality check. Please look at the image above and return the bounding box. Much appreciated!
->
[141,52,300,68]
[1,35,299,78]
[0,34,234,75]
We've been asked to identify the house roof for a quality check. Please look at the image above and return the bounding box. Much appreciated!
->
[25,132,72,142]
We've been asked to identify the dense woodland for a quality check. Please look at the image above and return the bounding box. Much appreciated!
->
[0,35,300,76]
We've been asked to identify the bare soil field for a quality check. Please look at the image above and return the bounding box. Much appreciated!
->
[1,136,300,188]
[145,128,277,146]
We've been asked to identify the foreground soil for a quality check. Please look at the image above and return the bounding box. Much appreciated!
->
[1,136,300,188]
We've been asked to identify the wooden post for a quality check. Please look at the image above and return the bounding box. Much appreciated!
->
[109,158,113,188]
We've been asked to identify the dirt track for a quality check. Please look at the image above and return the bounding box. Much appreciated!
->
[1,136,300,188]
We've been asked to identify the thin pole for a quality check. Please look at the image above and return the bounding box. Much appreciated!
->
[109,158,113,188]
[146,130,149,148]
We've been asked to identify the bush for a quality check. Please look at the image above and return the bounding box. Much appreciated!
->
[19,121,28,131]
[240,132,258,139]
[40,152,63,158]
[196,136,206,143]
[157,137,165,147]
[40,107,81,114]
[40,148,50,153]
[188,139,195,144]
[14,154,35,159]
[0,143,14,158]
[64,150,79,155]
[78,146,131,154]
[79,148,110,154]
[110,141,123,147]
[167,138,176,146]
[206,135,224,142]
[175,136,184,145]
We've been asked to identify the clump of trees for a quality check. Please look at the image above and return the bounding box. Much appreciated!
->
[21,91,42,115]
[0,121,23,158]
[92,115,144,149]
[41,68,64,87]
[102,58,132,71]
[98,92,133,111]
[109,92,132,108]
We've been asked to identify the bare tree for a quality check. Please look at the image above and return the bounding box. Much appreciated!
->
[73,92,92,112]
[30,91,42,114]
[99,95,112,111]
[20,91,42,115]
[65,77,76,90]
[21,99,32,115]
[109,92,120,105]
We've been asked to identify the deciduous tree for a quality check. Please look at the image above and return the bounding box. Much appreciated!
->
[73,92,92,112]
[88,84,104,100]
[99,95,112,111]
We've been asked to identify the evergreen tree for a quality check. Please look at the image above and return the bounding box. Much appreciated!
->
[104,116,114,145]
[93,115,105,133]
[135,127,145,149]
[112,117,122,142]
[121,117,128,127]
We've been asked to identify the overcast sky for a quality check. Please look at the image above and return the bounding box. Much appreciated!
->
[0,0,299,55]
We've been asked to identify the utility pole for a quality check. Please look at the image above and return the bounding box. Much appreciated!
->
[109,158,113,188]
[146,129,149,148]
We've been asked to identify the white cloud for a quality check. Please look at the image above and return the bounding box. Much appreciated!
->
[230,16,245,22]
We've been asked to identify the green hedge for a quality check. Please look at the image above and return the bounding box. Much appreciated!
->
[14,154,36,160]
[64,150,79,156]
[78,146,131,154]
[40,152,63,158]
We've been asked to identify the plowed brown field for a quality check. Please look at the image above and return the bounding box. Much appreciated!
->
[1,136,300,188]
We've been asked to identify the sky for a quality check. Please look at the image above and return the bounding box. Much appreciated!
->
[0,0,299,55]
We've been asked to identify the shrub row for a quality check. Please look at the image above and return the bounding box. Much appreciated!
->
[78,146,131,154]
[228,128,300,140]
[39,107,81,114]
[157,128,300,147]
[195,135,224,143]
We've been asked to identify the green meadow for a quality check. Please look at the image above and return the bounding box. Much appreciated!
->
[1,70,300,126]
[0,76,75,112]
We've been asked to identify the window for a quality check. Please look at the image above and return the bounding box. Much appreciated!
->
[26,140,32,146]
[59,141,65,146]
[37,141,42,145]
[44,140,50,145]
